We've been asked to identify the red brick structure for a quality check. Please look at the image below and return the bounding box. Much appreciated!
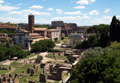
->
[28,14,34,33]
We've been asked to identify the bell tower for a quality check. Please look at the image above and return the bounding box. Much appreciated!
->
[28,14,34,33]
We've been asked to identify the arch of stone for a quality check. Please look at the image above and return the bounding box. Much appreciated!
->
[70,33,84,47]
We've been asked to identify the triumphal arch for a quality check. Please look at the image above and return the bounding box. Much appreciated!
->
[70,33,84,46]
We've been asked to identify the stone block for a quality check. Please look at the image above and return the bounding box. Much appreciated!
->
[31,68,35,76]
[33,64,36,69]
[0,77,2,83]
[1,74,5,77]
[27,67,31,73]
[9,66,11,70]
[22,71,24,73]
[39,73,46,82]
[7,77,12,83]
[9,74,12,78]
[15,73,19,78]
[40,63,45,68]
[13,77,19,83]
[28,81,37,83]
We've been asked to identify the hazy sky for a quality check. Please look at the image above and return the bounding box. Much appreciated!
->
[0,0,120,26]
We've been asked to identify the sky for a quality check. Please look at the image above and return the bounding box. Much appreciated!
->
[0,0,120,26]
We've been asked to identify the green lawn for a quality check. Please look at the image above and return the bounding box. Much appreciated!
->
[0,62,59,83]
[0,65,11,75]
[0,62,42,83]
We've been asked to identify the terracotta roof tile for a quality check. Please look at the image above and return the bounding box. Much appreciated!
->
[0,25,18,29]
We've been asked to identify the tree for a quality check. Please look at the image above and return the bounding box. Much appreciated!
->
[11,45,22,51]
[87,24,110,47]
[31,43,42,52]
[61,36,64,40]
[6,42,10,48]
[17,50,27,58]
[9,39,12,43]
[36,56,43,63]
[0,50,5,61]
[110,16,120,41]
[75,40,89,49]
[1,29,8,33]
[6,48,16,58]
[54,38,58,41]
[18,43,25,49]
[45,40,55,48]
[70,51,120,83]
[31,40,55,53]
[88,35,97,47]
[0,39,5,43]
[100,31,110,47]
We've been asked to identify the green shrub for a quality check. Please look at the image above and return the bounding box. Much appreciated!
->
[48,48,59,52]
[9,39,12,43]
[61,36,64,40]
[17,50,27,58]
[36,56,43,63]
[67,35,70,38]
[0,39,5,43]
[18,43,25,49]
[71,46,75,49]
[31,40,55,53]
[54,38,58,41]
[11,45,22,51]
[26,51,31,55]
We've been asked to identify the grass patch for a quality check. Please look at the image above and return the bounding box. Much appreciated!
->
[9,62,43,82]
[61,37,70,44]
[47,53,67,60]
[62,71,69,82]
[26,54,35,58]
[47,80,59,83]
[0,65,11,75]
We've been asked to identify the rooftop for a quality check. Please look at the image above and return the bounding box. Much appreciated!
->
[47,29,59,31]
[29,33,41,36]
[0,25,18,29]
[34,28,47,31]
[19,29,29,33]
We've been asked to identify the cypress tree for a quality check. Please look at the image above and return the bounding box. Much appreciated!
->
[110,16,120,42]
[110,16,117,41]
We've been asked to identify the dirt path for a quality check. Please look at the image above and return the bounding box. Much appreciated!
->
[6,66,15,75]
[40,52,55,63]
